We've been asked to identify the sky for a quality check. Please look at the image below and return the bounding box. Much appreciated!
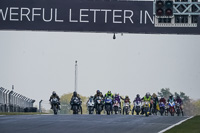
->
[0,31,200,107]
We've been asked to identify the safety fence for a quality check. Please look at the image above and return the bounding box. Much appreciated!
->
[0,87,36,112]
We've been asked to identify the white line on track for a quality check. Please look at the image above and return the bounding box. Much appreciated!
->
[158,116,194,133]
[36,114,54,115]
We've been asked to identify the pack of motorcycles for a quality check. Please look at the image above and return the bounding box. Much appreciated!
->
[51,96,183,116]
[87,97,184,116]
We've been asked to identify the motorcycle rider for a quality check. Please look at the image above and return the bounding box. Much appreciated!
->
[175,95,183,113]
[49,91,60,110]
[93,90,104,109]
[159,96,166,104]
[168,95,175,103]
[104,91,114,99]
[133,94,142,110]
[141,92,152,115]
[152,93,159,112]
[134,94,142,102]
[70,91,82,111]
[104,91,114,112]
[87,96,94,104]
[121,95,131,110]
[93,90,104,100]
[114,93,123,109]
[167,95,175,113]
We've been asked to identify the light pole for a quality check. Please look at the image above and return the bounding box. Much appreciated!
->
[75,60,78,92]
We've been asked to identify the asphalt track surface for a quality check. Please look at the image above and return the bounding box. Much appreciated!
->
[0,114,189,133]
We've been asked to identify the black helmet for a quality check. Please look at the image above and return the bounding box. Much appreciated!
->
[177,96,180,99]
[73,91,77,97]
[146,92,150,98]
[169,95,173,98]
[136,94,140,98]
[97,90,100,94]
[52,91,56,96]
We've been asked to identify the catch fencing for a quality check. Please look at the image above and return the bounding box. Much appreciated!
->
[0,87,35,112]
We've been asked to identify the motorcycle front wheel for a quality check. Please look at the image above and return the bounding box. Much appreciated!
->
[53,105,58,115]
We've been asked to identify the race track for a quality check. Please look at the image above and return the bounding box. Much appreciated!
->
[0,114,189,133]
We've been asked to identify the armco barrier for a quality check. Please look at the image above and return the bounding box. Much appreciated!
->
[0,87,35,112]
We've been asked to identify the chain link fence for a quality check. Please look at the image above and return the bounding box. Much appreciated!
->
[0,87,36,112]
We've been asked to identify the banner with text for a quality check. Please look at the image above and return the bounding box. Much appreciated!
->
[0,0,200,34]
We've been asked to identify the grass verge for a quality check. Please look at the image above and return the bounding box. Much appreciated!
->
[0,112,48,115]
[165,115,200,133]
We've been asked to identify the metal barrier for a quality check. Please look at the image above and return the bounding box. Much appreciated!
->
[0,87,35,112]
[39,100,51,113]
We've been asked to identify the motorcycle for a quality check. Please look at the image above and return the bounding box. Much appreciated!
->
[51,97,59,115]
[105,97,113,115]
[176,102,183,116]
[123,100,130,115]
[159,102,165,116]
[165,103,169,116]
[169,101,175,116]
[95,96,103,114]
[143,101,150,117]
[113,100,121,114]
[71,97,82,114]
[87,97,94,114]
[151,102,158,115]
[132,101,141,115]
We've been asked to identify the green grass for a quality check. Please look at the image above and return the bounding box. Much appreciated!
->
[0,112,48,115]
[165,115,200,133]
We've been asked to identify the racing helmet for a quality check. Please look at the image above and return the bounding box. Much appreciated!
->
[152,93,157,98]
[107,91,111,96]
[73,91,77,97]
[146,92,150,98]
[52,91,56,96]
[96,90,100,95]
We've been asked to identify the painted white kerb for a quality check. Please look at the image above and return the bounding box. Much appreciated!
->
[158,116,194,133]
